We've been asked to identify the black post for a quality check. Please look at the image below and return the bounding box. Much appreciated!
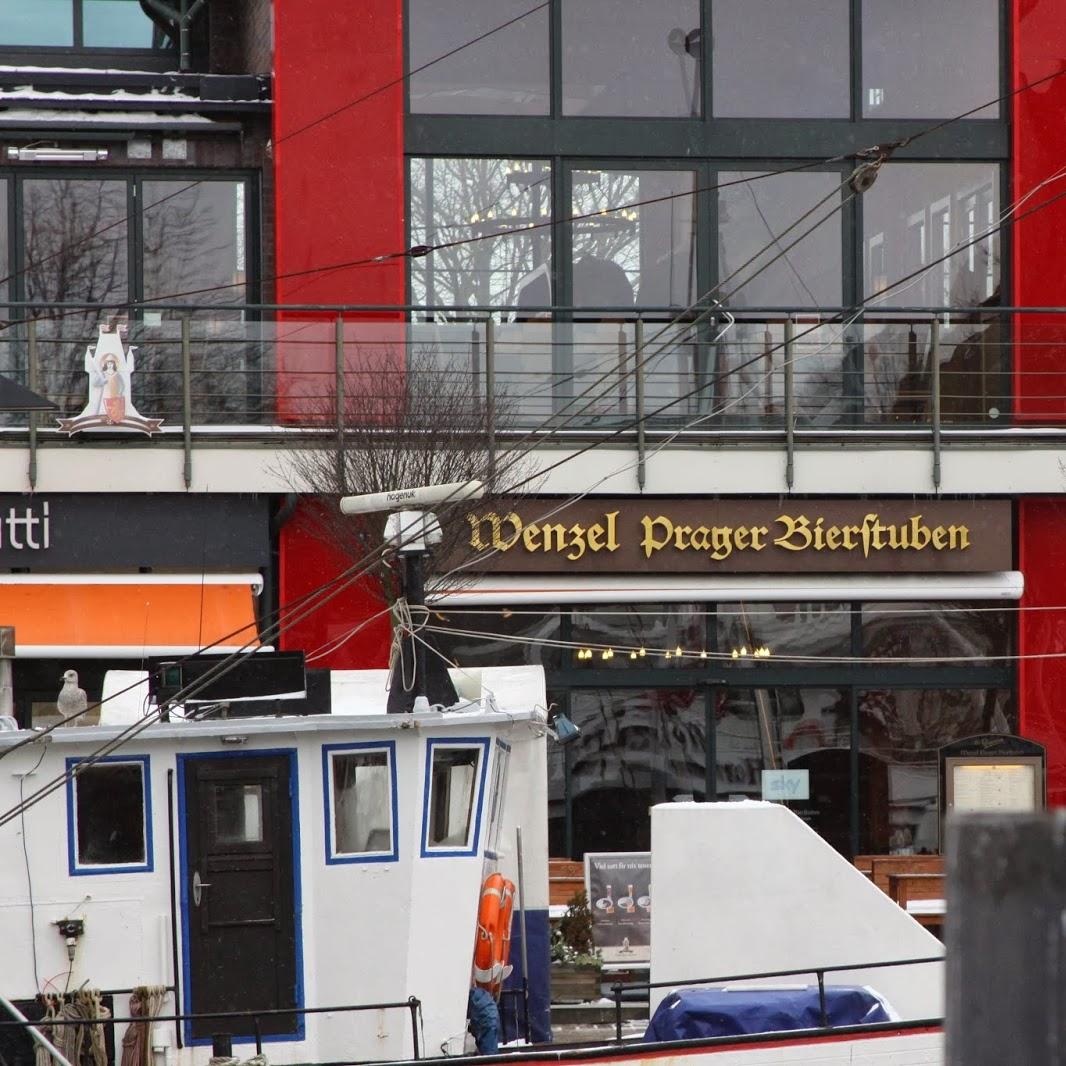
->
[947,812,1066,1065]
[612,982,624,1043]
[406,552,426,703]
[211,1035,232,1059]
[407,997,421,1060]
[253,1017,262,1055]
[816,971,828,1029]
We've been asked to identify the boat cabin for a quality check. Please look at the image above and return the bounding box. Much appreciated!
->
[0,666,550,1065]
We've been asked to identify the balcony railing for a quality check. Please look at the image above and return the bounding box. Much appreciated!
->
[3,303,1065,463]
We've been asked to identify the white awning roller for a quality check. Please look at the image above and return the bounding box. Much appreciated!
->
[429,571,1025,606]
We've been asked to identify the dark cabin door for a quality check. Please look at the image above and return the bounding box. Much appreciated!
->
[183,754,299,1040]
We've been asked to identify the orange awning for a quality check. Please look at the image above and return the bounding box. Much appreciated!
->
[0,574,263,657]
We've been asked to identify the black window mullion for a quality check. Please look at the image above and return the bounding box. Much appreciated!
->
[11,174,23,306]
[700,0,711,119]
[849,601,861,856]
[549,0,561,119]
[850,0,862,121]
[846,158,865,426]
[704,682,718,801]
[129,178,142,306]
[73,0,85,50]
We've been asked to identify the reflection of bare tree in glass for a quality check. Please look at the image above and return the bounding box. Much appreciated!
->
[138,183,253,424]
[23,179,128,412]
[280,344,534,601]
[411,158,552,314]
[22,179,254,426]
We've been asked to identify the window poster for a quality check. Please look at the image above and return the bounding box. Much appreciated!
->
[584,852,651,966]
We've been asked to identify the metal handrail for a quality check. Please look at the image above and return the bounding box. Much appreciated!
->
[0,995,424,1060]
[609,955,944,1043]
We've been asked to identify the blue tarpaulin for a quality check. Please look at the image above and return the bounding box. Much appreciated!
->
[644,985,892,1043]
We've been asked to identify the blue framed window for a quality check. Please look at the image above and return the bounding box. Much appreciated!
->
[66,755,152,875]
[421,737,491,857]
[322,741,399,864]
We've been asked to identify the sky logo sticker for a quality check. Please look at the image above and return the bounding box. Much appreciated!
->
[761,769,810,802]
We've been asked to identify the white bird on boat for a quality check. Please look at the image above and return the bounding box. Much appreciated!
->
[57,669,88,721]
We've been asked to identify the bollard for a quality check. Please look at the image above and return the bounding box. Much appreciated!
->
[211,1034,233,1059]
[946,812,1066,1065]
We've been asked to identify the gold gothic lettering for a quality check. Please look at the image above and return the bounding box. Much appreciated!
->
[468,509,971,560]
[467,511,619,559]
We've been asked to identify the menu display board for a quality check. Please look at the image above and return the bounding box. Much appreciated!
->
[951,763,1038,812]
[584,852,651,966]
[940,735,1045,847]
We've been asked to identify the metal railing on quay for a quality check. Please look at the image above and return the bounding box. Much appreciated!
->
[4,302,1066,474]
[607,955,944,1044]
[0,993,424,1060]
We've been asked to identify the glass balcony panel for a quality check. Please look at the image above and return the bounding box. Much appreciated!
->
[862,315,1007,425]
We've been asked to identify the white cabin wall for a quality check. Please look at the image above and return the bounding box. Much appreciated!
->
[403,723,491,1058]
[650,802,944,1021]
[0,738,175,999]
[299,726,418,1063]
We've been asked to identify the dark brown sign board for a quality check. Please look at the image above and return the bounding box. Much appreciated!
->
[444,498,1012,574]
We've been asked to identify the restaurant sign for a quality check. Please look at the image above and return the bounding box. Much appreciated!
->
[454,499,1011,574]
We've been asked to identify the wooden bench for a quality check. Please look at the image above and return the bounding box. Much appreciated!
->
[854,854,943,897]
[889,872,945,930]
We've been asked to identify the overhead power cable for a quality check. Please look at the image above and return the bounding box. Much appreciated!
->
[2,78,1057,822]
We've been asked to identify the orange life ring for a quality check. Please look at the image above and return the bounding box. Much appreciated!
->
[473,872,516,996]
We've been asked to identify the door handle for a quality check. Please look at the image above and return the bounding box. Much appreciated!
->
[192,870,212,907]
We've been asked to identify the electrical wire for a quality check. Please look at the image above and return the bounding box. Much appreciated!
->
[17,743,49,994]
[1,84,1059,824]
[417,620,1041,667]
[4,54,1059,328]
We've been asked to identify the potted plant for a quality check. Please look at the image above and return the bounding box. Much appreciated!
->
[550,890,603,1003]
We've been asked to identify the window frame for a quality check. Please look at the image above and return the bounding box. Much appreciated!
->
[420,737,491,857]
[0,0,176,66]
[66,754,153,875]
[321,740,400,865]
[1,168,261,307]
[404,0,1009,129]
[483,739,511,858]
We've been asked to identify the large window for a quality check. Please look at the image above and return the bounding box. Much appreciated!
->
[66,755,152,874]
[408,0,549,115]
[861,0,1000,119]
[0,172,257,423]
[433,601,1014,858]
[0,0,170,52]
[407,0,1001,120]
[711,0,850,118]
[561,0,701,118]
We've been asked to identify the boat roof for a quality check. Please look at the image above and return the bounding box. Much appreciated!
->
[0,705,543,748]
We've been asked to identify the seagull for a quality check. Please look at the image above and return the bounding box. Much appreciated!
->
[57,669,88,722]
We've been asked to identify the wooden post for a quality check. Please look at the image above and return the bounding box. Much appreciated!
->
[947,812,1066,1065]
